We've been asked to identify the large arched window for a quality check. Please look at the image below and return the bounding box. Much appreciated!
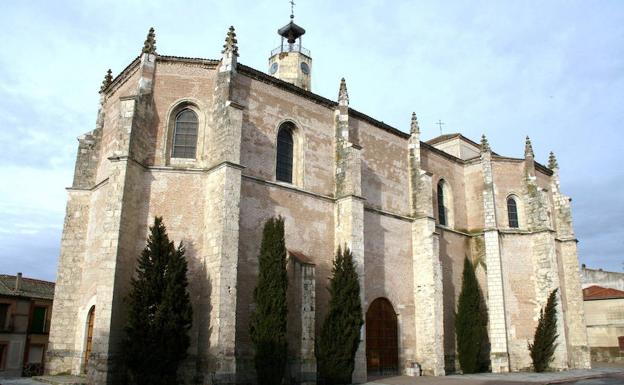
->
[276,122,295,183]
[437,180,447,226]
[172,109,198,158]
[507,196,519,228]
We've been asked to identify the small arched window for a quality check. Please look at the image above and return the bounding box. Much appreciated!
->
[437,180,447,226]
[507,197,519,228]
[172,109,198,159]
[276,122,295,183]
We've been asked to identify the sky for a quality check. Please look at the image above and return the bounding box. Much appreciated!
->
[0,1,622,281]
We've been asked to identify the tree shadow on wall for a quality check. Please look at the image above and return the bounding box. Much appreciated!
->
[178,239,212,385]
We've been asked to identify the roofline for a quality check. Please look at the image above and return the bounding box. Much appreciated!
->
[99,54,556,175]
[584,296,624,301]
[237,63,411,139]
[0,274,55,286]
[582,267,624,275]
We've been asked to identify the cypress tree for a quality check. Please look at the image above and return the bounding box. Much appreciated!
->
[317,246,364,385]
[529,289,559,372]
[455,257,490,373]
[249,217,288,385]
[122,216,193,385]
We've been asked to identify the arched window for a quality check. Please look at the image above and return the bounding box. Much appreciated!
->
[437,180,447,226]
[276,122,295,183]
[507,197,519,228]
[172,109,198,158]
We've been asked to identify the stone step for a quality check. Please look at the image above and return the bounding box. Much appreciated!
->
[32,375,87,385]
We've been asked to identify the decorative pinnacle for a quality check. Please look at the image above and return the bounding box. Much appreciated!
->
[548,151,559,170]
[141,27,156,54]
[222,26,239,57]
[480,135,491,152]
[100,69,113,92]
[524,136,534,157]
[338,77,348,103]
[410,112,420,135]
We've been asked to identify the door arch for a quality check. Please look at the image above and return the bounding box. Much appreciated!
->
[366,298,398,376]
[83,306,95,373]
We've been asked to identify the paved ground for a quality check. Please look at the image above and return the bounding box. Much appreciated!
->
[558,372,624,384]
[1,365,623,385]
[364,367,624,385]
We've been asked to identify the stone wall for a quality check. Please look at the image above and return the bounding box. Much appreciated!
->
[582,268,624,291]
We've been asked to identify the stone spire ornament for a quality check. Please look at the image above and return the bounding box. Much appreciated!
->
[410,112,420,135]
[222,26,239,57]
[142,27,156,54]
[524,136,534,158]
[338,78,348,105]
[100,69,112,92]
[480,134,491,153]
[548,151,559,170]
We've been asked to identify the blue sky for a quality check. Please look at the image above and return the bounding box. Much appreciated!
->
[0,1,622,281]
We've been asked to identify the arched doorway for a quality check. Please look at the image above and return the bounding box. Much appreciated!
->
[366,298,398,376]
[83,306,95,373]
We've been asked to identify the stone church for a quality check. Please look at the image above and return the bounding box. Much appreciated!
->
[47,16,591,385]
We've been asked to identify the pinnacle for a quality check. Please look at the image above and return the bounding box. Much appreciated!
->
[410,112,420,134]
[525,136,534,158]
[222,26,239,57]
[548,151,558,170]
[480,135,490,153]
[141,27,157,55]
[100,69,113,92]
[338,77,348,102]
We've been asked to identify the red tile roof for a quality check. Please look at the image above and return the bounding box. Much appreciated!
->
[583,285,624,300]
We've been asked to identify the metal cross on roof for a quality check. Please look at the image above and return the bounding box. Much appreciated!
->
[436,120,445,135]
[290,0,296,19]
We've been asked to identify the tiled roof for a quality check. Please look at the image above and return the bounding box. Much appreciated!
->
[288,250,315,265]
[0,274,55,300]
[583,285,624,300]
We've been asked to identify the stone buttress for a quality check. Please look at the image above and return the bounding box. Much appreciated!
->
[522,137,569,370]
[548,152,591,369]
[479,136,511,373]
[46,73,106,378]
[202,26,244,384]
[408,113,445,375]
[333,78,367,383]
[47,29,159,383]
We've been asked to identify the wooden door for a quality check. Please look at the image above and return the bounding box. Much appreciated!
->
[366,298,398,376]
[83,306,95,373]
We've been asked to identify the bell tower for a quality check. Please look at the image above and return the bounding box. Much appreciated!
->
[268,3,312,91]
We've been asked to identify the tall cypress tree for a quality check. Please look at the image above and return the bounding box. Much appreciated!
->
[455,257,490,373]
[317,246,363,385]
[249,217,288,385]
[529,289,559,372]
[122,216,193,385]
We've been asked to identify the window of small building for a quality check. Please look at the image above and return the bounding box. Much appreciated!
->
[0,342,7,370]
[437,180,447,226]
[276,122,295,183]
[171,109,198,159]
[30,306,47,334]
[507,197,519,228]
[27,344,44,364]
[0,304,8,331]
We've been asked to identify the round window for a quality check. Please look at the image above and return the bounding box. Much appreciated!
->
[270,62,278,74]
[300,62,310,75]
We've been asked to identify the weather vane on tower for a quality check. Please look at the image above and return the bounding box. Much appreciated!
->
[290,0,296,19]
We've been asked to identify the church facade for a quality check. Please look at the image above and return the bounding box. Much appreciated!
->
[46,20,590,385]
